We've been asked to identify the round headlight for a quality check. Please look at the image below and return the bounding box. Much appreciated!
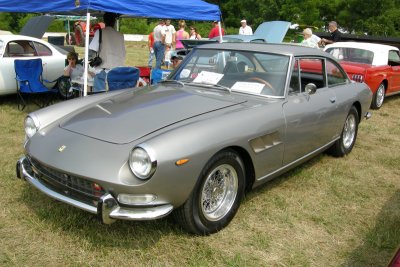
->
[129,146,157,179]
[25,116,39,138]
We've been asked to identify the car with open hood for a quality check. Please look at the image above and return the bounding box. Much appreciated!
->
[0,15,67,96]
[17,43,372,235]
[324,42,400,109]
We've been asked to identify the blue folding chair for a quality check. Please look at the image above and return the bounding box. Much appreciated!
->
[93,67,139,92]
[14,58,58,110]
[151,68,172,85]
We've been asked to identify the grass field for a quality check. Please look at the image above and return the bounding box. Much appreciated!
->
[0,42,399,266]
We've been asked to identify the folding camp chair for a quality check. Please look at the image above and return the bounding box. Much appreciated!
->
[14,58,58,110]
[93,67,139,92]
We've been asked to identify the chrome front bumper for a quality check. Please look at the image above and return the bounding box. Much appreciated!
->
[16,156,173,224]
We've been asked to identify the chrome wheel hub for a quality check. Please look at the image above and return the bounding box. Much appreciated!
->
[201,164,238,221]
[376,84,385,107]
[343,113,356,149]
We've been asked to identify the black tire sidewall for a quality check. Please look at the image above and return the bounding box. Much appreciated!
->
[371,83,385,109]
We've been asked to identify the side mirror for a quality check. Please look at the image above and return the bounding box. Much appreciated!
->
[305,83,317,95]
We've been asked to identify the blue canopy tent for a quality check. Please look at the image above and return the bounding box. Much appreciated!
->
[0,0,222,95]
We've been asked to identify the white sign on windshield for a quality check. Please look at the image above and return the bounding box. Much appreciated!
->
[231,82,265,94]
[193,71,224,85]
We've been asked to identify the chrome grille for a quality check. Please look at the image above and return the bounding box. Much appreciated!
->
[28,157,105,203]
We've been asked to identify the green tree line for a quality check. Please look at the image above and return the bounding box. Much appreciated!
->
[1,0,400,37]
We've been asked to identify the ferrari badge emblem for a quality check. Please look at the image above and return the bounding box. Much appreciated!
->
[58,145,66,152]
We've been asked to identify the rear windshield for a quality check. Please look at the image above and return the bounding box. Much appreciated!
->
[326,47,374,64]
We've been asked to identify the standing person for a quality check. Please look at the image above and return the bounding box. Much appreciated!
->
[238,19,253,35]
[153,19,166,69]
[189,27,202,40]
[301,28,319,48]
[208,21,225,39]
[175,20,189,51]
[89,12,126,70]
[164,19,176,69]
[319,21,342,46]
[148,31,155,67]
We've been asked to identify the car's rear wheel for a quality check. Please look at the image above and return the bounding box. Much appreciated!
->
[371,82,385,109]
[174,149,245,235]
[328,106,359,157]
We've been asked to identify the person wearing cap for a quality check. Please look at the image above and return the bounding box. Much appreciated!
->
[301,28,319,48]
[319,21,342,46]
[171,55,183,69]
[208,21,225,39]
[239,19,253,35]
[89,12,126,70]
[153,19,167,69]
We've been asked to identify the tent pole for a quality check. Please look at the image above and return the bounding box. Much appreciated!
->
[83,12,91,96]
[218,21,222,43]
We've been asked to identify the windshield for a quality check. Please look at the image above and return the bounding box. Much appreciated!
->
[171,48,290,97]
[326,47,374,64]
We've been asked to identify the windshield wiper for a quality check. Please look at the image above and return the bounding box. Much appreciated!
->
[184,82,231,93]
[160,80,184,86]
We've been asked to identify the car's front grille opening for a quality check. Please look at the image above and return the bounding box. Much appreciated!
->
[28,156,106,205]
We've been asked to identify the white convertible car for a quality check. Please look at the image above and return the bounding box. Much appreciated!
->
[0,34,66,96]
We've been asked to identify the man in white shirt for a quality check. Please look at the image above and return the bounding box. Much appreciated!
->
[153,19,166,69]
[164,19,176,68]
[89,12,126,70]
[301,28,319,49]
[239,20,253,35]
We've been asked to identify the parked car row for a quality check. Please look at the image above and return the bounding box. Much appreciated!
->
[16,43,374,234]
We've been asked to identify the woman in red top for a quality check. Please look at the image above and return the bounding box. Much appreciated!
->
[208,21,225,39]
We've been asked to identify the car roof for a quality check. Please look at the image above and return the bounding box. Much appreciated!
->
[0,34,43,42]
[325,41,399,52]
[197,42,335,59]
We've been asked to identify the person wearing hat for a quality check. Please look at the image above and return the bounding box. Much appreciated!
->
[208,20,225,39]
[171,55,183,69]
[239,19,253,35]
[301,28,319,48]
[89,12,126,70]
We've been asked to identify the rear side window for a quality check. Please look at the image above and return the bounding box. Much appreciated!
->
[34,42,52,56]
[326,59,347,86]
[289,58,326,94]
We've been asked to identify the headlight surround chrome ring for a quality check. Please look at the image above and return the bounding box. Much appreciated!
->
[129,145,157,180]
[24,115,40,138]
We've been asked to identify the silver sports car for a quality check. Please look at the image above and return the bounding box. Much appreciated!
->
[16,43,372,235]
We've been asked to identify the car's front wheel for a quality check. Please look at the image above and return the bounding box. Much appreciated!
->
[371,82,385,109]
[328,106,359,157]
[174,149,245,235]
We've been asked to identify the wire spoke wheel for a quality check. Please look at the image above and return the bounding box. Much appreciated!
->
[201,164,238,221]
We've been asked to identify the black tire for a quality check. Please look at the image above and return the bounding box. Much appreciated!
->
[328,106,359,157]
[57,77,74,100]
[371,82,385,109]
[75,25,85,47]
[174,149,245,235]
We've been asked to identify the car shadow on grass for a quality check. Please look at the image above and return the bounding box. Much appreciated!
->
[19,184,185,248]
[342,189,400,267]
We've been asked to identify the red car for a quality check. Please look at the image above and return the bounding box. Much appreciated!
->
[325,42,400,109]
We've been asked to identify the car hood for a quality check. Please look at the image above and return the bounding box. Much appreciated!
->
[60,86,246,144]
[19,15,55,39]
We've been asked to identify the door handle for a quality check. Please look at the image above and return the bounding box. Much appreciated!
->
[329,97,336,103]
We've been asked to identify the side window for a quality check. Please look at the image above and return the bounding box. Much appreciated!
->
[326,59,347,86]
[34,42,52,56]
[388,50,400,66]
[298,58,325,91]
[289,59,300,94]
[4,41,36,57]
